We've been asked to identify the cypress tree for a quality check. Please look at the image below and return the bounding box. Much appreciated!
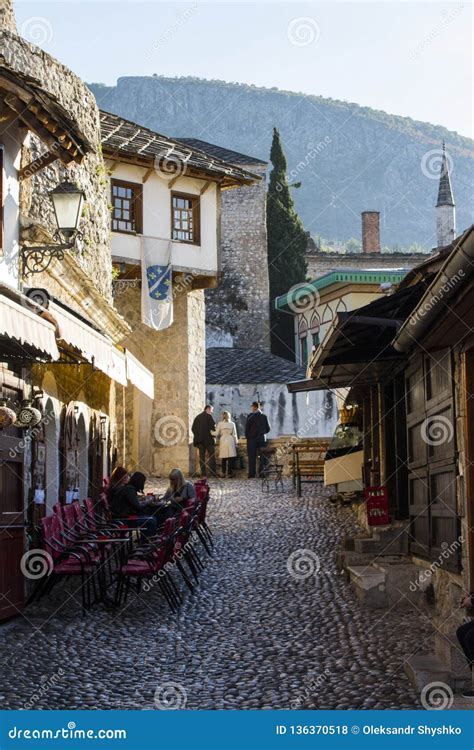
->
[266,128,308,360]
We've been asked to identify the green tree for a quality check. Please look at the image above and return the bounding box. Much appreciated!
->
[267,128,308,360]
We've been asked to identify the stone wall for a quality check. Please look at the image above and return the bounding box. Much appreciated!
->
[306,250,430,281]
[113,278,206,476]
[205,163,270,350]
[206,382,337,441]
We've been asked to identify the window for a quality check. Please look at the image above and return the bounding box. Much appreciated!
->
[171,192,200,244]
[111,180,142,234]
[300,335,308,364]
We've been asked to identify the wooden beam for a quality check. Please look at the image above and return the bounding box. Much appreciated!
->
[19,150,58,180]
[142,166,154,184]
[4,94,77,165]
[200,180,212,196]
[167,174,180,190]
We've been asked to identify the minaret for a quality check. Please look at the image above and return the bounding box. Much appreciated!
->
[436,141,456,248]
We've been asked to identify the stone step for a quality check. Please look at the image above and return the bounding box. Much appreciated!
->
[404,654,451,692]
[346,565,387,609]
[372,561,423,608]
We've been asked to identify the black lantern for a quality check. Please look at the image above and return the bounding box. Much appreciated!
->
[21,180,86,275]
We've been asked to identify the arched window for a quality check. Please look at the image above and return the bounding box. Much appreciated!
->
[298,318,308,365]
[310,313,320,349]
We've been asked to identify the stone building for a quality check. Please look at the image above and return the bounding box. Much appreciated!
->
[0,3,153,620]
[306,210,429,281]
[99,114,259,475]
[177,140,270,350]
[206,347,337,442]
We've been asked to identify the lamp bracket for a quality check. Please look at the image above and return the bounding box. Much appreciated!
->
[21,231,83,276]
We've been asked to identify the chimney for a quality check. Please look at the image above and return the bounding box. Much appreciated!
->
[361,211,381,253]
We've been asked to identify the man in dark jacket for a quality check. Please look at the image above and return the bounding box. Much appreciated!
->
[191,405,217,477]
[245,401,271,478]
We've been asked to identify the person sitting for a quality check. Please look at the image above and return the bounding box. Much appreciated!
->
[107,466,157,537]
[162,468,196,516]
[457,591,474,698]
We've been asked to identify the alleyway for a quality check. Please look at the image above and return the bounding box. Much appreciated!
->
[0,480,432,710]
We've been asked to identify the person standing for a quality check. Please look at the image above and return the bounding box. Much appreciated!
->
[245,401,271,478]
[457,591,474,698]
[191,405,217,477]
[215,411,238,478]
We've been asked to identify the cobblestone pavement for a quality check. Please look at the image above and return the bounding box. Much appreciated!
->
[0,479,433,710]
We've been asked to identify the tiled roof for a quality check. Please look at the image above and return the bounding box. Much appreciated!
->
[206,347,306,384]
[99,111,259,187]
[176,138,267,167]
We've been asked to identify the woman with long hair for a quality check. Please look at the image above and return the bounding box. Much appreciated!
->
[163,468,196,515]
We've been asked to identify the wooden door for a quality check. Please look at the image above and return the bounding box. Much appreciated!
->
[0,386,26,620]
[406,350,460,569]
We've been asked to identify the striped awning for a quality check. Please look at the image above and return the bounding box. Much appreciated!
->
[0,293,60,361]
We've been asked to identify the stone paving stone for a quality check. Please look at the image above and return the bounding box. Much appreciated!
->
[0,479,433,710]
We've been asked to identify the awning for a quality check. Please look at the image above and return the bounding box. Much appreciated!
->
[126,350,154,399]
[50,300,114,375]
[0,292,60,361]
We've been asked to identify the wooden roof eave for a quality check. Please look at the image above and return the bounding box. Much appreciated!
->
[102,149,257,188]
[0,71,89,165]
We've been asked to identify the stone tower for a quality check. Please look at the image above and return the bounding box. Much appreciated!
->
[436,141,456,248]
[178,139,270,350]
[0,0,17,33]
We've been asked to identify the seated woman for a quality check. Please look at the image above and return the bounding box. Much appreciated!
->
[162,468,196,517]
[107,466,157,537]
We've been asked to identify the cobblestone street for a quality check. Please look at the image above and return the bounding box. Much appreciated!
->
[0,480,433,710]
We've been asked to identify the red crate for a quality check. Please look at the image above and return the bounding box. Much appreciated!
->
[365,485,390,526]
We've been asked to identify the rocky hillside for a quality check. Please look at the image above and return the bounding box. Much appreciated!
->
[89,76,474,249]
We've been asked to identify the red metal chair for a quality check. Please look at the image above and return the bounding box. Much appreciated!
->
[31,514,98,615]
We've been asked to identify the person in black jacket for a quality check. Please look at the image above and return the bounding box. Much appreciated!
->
[108,467,158,537]
[245,401,271,478]
[457,591,474,697]
[192,405,217,477]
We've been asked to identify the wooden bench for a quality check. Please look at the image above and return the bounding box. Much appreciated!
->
[291,439,331,497]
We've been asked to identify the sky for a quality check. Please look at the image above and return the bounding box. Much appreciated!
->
[13,1,473,138]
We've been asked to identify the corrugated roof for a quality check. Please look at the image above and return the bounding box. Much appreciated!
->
[206,347,306,384]
[100,111,260,187]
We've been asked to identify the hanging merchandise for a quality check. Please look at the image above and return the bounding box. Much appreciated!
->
[0,398,17,429]
[16,399,42,429]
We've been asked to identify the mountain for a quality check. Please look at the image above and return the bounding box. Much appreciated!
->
[89,76,474,249]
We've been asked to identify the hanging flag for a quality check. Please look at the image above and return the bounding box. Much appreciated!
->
[141,238,173,330]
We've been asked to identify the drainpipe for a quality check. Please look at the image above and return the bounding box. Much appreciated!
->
[393,226,474,353]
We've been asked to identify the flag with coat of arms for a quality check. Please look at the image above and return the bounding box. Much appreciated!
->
[141,238,173,330]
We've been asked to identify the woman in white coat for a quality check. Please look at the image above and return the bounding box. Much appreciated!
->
[215,411,238,478]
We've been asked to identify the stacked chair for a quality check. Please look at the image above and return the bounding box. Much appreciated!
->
[28,479,213,616]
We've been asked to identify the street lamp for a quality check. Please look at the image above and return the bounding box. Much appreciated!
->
[49,181,85,241]
[22,180,86,275]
